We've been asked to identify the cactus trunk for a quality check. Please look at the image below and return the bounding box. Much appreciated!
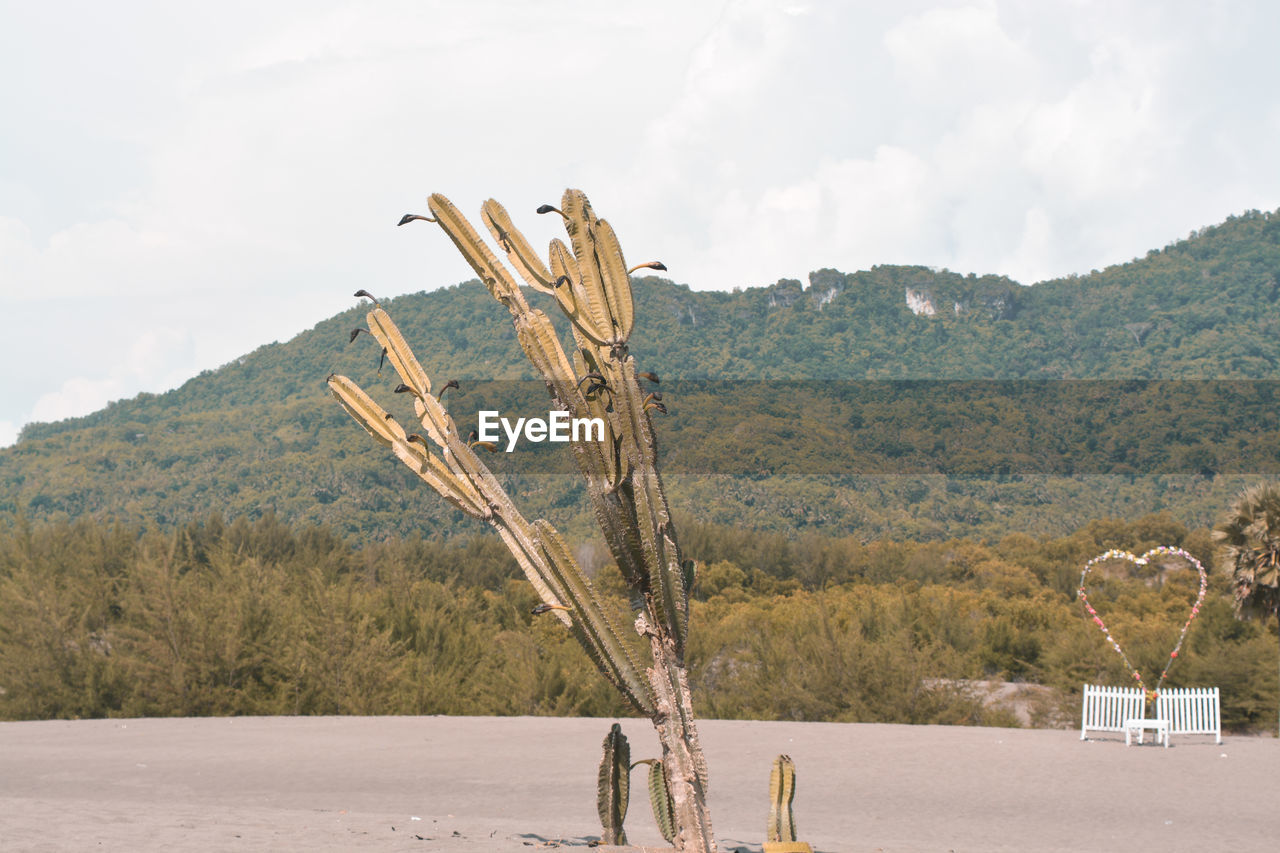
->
[647,638,715,851]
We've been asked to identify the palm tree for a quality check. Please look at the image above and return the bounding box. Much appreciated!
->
[1213,482,1280,734]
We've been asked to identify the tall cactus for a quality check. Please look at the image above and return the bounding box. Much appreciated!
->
[328,190,715,852]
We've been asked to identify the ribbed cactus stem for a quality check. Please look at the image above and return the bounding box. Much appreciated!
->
[767,755,797,843]
[635,758,676,844]
[598,724,631,846]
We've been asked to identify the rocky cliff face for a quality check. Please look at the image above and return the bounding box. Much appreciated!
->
[906,286,939,316]
[905,277,1018,320]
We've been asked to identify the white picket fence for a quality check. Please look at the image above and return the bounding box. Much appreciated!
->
[1156,686,1222,744]
[1080,685,1145,739]
[1080,684,1221,745]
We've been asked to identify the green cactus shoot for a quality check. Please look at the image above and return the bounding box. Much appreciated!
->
[764,755,812,853]
[599,724,632,846]
[329,190,715,852]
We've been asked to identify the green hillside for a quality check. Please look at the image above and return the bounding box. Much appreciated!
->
[2,207,1279,542]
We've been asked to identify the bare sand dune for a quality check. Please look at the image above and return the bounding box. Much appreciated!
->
[1,715,1275,852]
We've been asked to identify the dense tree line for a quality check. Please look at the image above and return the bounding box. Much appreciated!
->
[3,512,1274,731]
[3,208,1279,543]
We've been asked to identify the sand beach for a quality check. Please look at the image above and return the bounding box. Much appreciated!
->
[1,715,1275,852]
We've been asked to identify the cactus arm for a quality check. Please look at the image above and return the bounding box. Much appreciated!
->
[571,448,649,591]
[549,238,611,345]
[326,371,490,514]
[326,374,407,448]
[632,758,676,844]
[408,394,453,449]
[481,198,557,292]
[360,307,454,444]
[366,307,432,397]
[610,361,688,652]
[570,348,628,488]
[629,467,683,652]
[598,724,631,846]
[427,193,529,313]
[489,524,572,627]
[513,311,580,403]
[512,314,630,514]
[593,218,635,343]
[533,520,655,716]
[388,439,488,519]
[560,190,617,343]
[643,758,676,844]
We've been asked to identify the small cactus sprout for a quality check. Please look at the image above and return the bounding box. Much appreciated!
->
[635,758,676,844]
[764,755,812,853]
[768,755,796,843]
[598,724,631,846]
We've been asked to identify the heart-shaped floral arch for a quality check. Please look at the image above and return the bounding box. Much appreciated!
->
[1077,546,1208,702]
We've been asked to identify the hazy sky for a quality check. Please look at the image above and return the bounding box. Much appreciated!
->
[2,0,1278,446]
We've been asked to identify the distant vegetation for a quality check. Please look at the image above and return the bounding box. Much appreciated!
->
[2,207,1279,727]
[1,512,1275,730]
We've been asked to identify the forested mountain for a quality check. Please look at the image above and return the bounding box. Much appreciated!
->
[2,207,1278,542]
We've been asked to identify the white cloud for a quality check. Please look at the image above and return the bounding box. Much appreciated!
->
[883,2,1038,101]
[30,376,125,426]
[25,328,197,427]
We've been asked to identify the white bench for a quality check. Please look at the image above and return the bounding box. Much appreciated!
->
[1156,686,1221,745]
[1081,684,1221,745]
[1081,684,1145,740]
[1124,717,1169,748]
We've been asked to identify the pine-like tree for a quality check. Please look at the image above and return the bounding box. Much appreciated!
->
[1213,482,1280,734]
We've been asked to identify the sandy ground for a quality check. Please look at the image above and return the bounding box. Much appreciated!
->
[1,715,1276,853]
